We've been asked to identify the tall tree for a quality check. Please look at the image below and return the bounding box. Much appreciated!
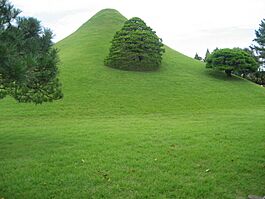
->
[105,17,165,71]
[204,49,210,62]
[251,19,265,69]
[0,0,63,104]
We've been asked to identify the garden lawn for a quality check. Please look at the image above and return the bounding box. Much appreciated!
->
[0,9,264,199]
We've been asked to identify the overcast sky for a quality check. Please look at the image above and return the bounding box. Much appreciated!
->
[12,0,265,58]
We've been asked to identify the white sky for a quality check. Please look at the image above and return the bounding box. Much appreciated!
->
[12,0,265,58]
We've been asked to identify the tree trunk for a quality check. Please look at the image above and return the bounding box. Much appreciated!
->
[225,70,232,77]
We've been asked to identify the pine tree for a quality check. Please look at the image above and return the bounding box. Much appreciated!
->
[206,48,259,77]
[0,0,63,103]
[213,47,219,52]
[252,18,265,69]
[194,53,202,61]
[204,49,210,62]
[105,17,165,71]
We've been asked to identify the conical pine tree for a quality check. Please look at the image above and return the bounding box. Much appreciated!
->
[252,19,265,69]
[194,53,202,61]
[105,17,165,71]
[204,49,210,62]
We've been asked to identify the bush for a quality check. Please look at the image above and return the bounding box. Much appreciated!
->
[245,71,265,86]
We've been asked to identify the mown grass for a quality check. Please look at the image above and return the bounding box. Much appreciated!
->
[0,9,264,198]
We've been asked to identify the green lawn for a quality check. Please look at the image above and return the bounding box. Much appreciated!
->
[0,9,264,198]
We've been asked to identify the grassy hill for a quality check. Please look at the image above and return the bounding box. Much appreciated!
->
[0,9,264,198]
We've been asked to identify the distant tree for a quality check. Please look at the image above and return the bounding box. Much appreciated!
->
[104,17,165,71]
[194,53,202,61]
[213,47,219,52]
[0,0,63,103]
[251,18,265,69]
[206,48,259,77]
[204,49,210,62]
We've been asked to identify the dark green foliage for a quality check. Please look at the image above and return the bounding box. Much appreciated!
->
[203,49,210,62]
[243,48,259,61]
[206,48,259,77]
[194,53,202,61]
[251,19,265,68]
[104,17,165,71]
[0,0,63,103]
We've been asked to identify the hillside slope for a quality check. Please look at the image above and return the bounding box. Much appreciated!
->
[0,9,264,198]
[57,9,264,116]
[1,8,264,116]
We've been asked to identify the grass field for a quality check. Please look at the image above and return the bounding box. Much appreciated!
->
[0,9,265,198]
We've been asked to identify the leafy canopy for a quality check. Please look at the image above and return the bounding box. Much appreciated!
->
[0,0,63,104]
[104,17,165,71]
[206,48,259,76]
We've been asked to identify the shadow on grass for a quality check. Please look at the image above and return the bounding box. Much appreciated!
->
[204,70,245,82]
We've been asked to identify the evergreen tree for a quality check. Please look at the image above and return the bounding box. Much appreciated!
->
[243,48,259,63]
[206,48,259,77]
[251,18,265,69]
[105,17,165,71]
[204,49,210,62]
[213,47,219,52]
[194,53,202,61]
[0,0,63,103]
